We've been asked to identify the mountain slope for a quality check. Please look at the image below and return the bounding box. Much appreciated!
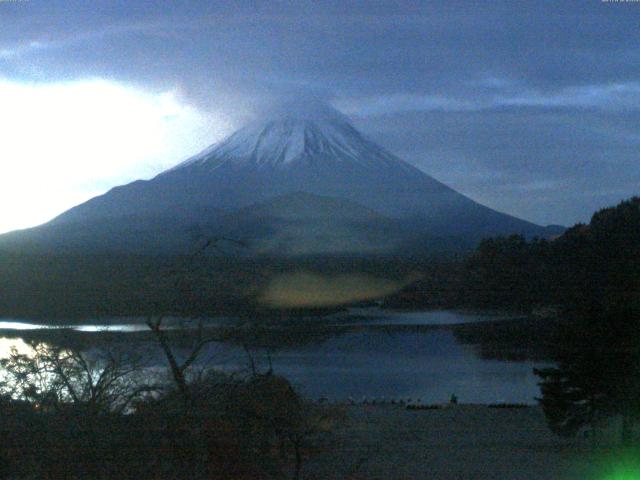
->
[211,192,399,255]
[0,98,559,255]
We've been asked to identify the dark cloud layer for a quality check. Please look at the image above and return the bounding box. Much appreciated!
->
[1,0,639,225]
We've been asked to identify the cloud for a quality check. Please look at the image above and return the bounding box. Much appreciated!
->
[0,77,230,234]
[338,82,640,116]
[337,94,476,116]
[0,21,161,61]
[0,40,48,60]
[502,83,640,110]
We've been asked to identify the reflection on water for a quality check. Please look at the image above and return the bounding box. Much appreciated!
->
[74,324,150,332]
[0,309,517,332]
[0,310,545,404]
[0,321,51,330]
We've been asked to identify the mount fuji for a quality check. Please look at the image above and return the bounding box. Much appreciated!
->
[0,99,562,255]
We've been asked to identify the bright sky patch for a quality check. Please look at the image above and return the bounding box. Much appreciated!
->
[0,78,229,233]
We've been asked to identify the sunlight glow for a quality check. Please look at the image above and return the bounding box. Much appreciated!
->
[0,78,230,234]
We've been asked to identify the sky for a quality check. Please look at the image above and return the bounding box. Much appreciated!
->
[0,0,639,233]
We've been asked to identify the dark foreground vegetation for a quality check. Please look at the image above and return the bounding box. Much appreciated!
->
[0,320,341,480]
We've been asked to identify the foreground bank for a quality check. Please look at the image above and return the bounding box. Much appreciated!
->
[306,404,633,480]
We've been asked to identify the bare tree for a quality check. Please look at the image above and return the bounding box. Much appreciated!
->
[145,316,222,407]
[144,236,241,406]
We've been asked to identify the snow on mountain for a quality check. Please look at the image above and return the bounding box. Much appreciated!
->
[168,98,410,172]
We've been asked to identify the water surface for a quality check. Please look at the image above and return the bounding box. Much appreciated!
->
[0,309,544,404]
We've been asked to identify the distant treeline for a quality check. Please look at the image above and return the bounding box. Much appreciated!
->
[387,197,640,314]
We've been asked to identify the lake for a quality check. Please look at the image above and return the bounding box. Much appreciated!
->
[0,309,545,404]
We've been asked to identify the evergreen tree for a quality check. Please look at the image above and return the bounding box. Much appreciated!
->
[535,198,640,444]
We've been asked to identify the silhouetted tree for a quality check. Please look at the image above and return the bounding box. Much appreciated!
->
[535,198,640,445]
[535,303,640,444]
[0,340,152,414]
[463,234,554,309]
[145,315,222,408]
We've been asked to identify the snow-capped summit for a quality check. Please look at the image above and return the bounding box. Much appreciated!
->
[1,96,560,255]
[171,98,403,171]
